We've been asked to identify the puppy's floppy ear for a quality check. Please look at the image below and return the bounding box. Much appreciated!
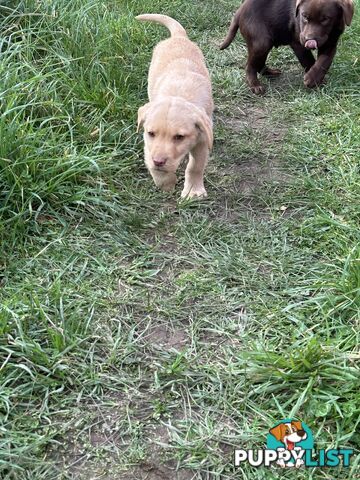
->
[295,0,304,16]
[137,103,151,132]
[269,423,286,442]
[194,107,213,150]
[292,421,303,431]
[338,0,354,26]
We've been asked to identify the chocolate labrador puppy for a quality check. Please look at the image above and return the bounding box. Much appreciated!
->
[220,0,354,94]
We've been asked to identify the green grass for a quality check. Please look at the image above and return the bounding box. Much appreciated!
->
[0,0,359,478]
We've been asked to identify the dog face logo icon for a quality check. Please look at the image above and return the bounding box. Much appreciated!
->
[270,420,307,450]
[267,419,314,468]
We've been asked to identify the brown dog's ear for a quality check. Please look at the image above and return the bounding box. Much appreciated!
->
[194,108,213,151]
[269,423,286,442]
[338,0,354,26]
[292,421,303,431]
[137,103,151,132]
[295,0,304,16]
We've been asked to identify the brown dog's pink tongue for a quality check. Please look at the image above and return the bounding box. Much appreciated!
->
[305,39,317,50]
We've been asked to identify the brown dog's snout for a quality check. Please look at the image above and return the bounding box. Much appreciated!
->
[297,429,306,437]
[153,157,168,167]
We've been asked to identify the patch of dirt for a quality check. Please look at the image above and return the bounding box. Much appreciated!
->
[209,154,291,223]
[121,426,195,480]
[227,157,292,193]
[49,394,195,480]
[210,95,294,222]
[121,465,195,480]
[145,325,188,350]
[47,396,128,478]
[198,306,248,348]
[66,418,193,480]
[218,104,285,140]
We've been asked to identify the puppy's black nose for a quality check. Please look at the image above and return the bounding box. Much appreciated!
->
[153,157,167,167]
[297,429,306,437]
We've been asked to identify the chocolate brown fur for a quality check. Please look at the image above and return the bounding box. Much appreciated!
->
[220,0,354,94]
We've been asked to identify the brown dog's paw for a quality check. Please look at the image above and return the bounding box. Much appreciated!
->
[304,71,325,89]
[303,72,317,88]
[251,84,265,95]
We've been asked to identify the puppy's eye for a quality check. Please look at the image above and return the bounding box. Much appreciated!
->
[173,134,185,141]
[321,17,329,23]
[302,13,309,21]
[148,131,156,138]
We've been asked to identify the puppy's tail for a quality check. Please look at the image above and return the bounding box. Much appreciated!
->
[136,14,187,38]
[220,13,240,50]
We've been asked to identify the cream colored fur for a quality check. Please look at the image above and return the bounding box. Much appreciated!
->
[136,14,214,198]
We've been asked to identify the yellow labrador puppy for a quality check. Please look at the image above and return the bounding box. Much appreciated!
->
[136,14,214,198]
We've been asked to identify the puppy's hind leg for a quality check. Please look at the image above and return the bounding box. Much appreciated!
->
[245,39,272,94]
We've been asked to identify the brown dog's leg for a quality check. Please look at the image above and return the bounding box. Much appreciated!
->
[303,46,337,88]
[246,42,272,94]
[181,143,208,198]
[291,42,316,72]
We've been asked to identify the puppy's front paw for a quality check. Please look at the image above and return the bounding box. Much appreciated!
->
[181,186,207,199]
[303,72,317,88]
[304,71,325,88]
